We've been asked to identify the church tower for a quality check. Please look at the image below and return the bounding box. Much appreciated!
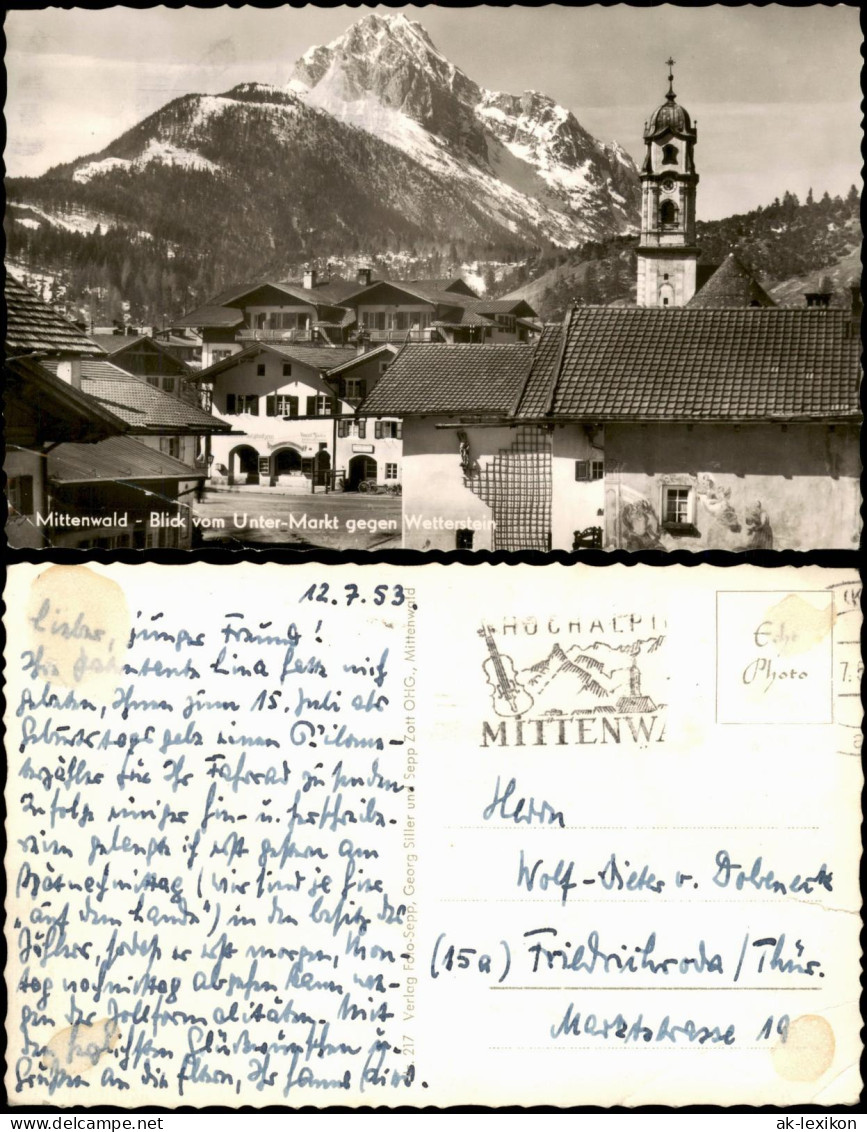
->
[636,59,699,307]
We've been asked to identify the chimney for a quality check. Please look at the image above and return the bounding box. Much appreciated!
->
[303,265,317,290]
[356,266,373,287]
[805,291,832,308]
[55,357,83,390]
[355,330,371,356]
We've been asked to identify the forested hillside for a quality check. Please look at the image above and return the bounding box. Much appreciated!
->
[500,186,861,320]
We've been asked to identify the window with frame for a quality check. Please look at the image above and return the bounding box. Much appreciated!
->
[256,363,266,377]
[660,199,678,227]
[159,437,181,459]
[147,376,160,387]
[344,377,367,399]
[662,486,694,527]
[8,475,34,515]
[225,393,259,415]
[282,362,292,377]
[575,460,604,482]
[384,463,398,480]
[375,420,402,440]
[495,314,517,333]
[162,377,176,394]
[661,143,678,165]
[305,395,334,417]
[212,349,232,362]
[266,394,298,417]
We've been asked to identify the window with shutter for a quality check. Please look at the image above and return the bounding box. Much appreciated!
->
[248,396,259,416]
[395,421,402,439]
[306,396,317,416]
[337,420,349,438]
[357,419,366,439]
[289,396,299,418]
[575,460,590,481]
[266,396,277,417]
[375,421,383,439]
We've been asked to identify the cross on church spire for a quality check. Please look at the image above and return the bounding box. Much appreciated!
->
[665,56,676,101]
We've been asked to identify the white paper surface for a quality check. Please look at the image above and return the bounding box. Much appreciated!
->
[4,562,862,1106]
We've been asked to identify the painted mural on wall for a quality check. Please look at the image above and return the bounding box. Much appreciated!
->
[607,474,774,551]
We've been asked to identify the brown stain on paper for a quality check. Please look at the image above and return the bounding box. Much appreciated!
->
[761,594,835,657]
[43,1019,121,1077]
[26,565,130,699]
[772,1015,835,1082]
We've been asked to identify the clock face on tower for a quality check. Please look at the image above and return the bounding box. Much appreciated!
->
[661,177,676,193]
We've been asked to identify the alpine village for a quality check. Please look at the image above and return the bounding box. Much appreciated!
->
[6,14,861,552]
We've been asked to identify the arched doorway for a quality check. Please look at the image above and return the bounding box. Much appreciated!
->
[313,448,332,488]
[230,444,260,485]
[347,454,377,491]
[273,447,302,478]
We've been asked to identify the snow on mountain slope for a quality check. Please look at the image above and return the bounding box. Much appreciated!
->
[289,12,640,245]
[73,138,220,183]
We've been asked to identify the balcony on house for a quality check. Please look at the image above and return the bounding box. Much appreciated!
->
[363,327,440,343]
[237,326,313,343]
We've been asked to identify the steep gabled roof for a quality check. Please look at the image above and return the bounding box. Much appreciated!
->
[406,277,480,298]
[188,277,358,314]
[512,324,564,417]
[172,304,245,329]
[5,356,129,445]
[48,435,206,484]
[340,279,464,308]
[42,358,230,433]
[515,307,861,422]
[324,344,399,377]
[359,344,534,416]
[5,276,106,356]
[192,342,358,381]
[90,333,193,374]
[687,253,776,309]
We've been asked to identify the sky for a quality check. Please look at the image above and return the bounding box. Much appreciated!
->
[4,4,863,220]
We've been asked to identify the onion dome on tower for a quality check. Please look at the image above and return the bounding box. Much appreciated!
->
[636,58,700,308]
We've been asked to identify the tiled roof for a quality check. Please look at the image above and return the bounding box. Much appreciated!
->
[432,309,493,328]
[360,344,534,416]
[194,342,357,380]
[5,276,106,356]
[5,356,129,443]
[324,344,398,377]
[687,253,776,309]
[173,304,245,328]
[515,308,861,421]
[48,435,204,484]
[267,344,358,370]
[197,278,358,311]
[42,358,230,433]
[342,280,464,308]
[91,333,148,353]
[467,298,535,315]
[407,277,476,293]
[512,324,564,417]
[90,333,193,372]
